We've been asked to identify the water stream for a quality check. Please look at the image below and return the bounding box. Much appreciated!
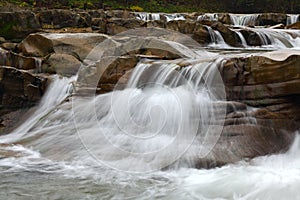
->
[0,18,300,199]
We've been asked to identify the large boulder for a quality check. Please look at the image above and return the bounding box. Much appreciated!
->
[41,33,110,61]
[18,34,54,57]
[0,11,40,40]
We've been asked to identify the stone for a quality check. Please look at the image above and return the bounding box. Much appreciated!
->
[286,21,300,29]
[192,23,211,45]
[0,11,40,40]
[41,33,110,61]
[0,48,37,70]
[18,34,54,57]
[106,18,146,35]
[0,42,17,51]
[258,13,287,26]
[43,53,82,77]
[36,9,91,29]
[240,29,263,46]
[211,22,242,47]
[0,66,47,109]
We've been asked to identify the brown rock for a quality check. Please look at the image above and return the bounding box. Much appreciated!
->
[0,11,40,40]
[211,22,242,47]
[106,18,146,35]
[18,34,54,57]
[286,21,300,29]
[43,53,82,77]
[0,66,47,109]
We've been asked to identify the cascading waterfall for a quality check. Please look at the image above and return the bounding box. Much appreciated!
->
[204,25,228,47]
[230,14,260,26]
[197,13,219,22]
[287,14,300,25]
[136,12,161,21]
[165,14,185,22]
[1,56,226,172]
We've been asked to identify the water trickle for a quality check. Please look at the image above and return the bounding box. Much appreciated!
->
[0,48,8,66]
[34,57,42,73]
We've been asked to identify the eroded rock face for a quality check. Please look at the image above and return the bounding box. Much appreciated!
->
[106,18,146,35]
[258,13,287,26]
[0,11,40,40]
[0,48,37,70]
[0,66,47,109]
[36,10,91,29]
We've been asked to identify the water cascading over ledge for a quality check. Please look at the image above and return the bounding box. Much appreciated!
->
[1,28,299,171]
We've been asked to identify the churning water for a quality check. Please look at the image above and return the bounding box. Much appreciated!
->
[0,26,300,199]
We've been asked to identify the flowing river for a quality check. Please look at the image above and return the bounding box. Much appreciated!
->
[0,16,300,199]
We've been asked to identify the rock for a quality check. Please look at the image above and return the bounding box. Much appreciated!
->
[192,23,211,45]
[0,37,5,43]
[88,9,106,18]
[0,66,47,109]
[221,51,300,129]
[0,42,17,51]
[18,34,54,57]
[43,53,82,77]
[105,10,134,19]
[240,29,263,46]
[178,20,196,34]
[106,18,146,35]
[146,20,165,28]
[286,21,300,29]
[41,33,110,61]
[36,10,91,29]
[211,22,242,47]
[269,23,285,29]
[0,48,37,70]
[0,11,40,40]
[217,13,232,25]
[77,56,139,94]
[91,18,107,33]
[258,13,287,26]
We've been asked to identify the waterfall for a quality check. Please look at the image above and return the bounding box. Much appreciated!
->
[197,13,219,22]
[165,14,185,22]
[230,14,260,26]
[234,30,248,47]
[136,12,161,21]
[287,14,299,25]
[204,26,228,47]
[0,48,8,66]
[1,55,226,172]
[1,76,75,143]
[249,28,300,48]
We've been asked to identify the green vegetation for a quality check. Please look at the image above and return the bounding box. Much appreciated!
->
[1,0,300,13]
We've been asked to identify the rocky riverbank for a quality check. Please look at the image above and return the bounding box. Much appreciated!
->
[0,9,300,168]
